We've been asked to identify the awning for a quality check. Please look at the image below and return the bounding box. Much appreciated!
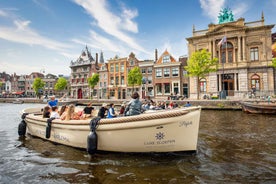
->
[14,91,25,95]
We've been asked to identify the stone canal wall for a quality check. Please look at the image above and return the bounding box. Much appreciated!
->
[0,98,243,110]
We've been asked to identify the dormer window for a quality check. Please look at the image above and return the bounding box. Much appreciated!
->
[162,55,170,63]
[130,60,134,66]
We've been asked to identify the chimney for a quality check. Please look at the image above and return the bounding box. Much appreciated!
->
[155,49,158,62]
[96,53,98,63]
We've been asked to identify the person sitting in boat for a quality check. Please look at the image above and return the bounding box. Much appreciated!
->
[81,102,94,119]
[107,103,117,118]
[184,101,192,107]
[42,106,51,118]
[124,92,145,116]
[119,103,126,116]
[59,105,67,117]
[50,106,60,119]
[98,103,108,118]
[64,104,81,120]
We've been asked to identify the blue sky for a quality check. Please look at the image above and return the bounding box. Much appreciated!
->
[0,0,275,76]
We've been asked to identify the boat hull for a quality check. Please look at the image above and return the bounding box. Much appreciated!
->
[241,102,276,114]
[23,107,201,153]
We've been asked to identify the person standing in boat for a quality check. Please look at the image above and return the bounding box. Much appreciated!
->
[124,92,145,116]
[107,103,117,118]
[48,94,66,107]
[48,95,58,107]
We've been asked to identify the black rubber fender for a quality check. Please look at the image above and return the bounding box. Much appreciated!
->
[18,120,27,136]
[46,117,55,139]
[87,117,101,154]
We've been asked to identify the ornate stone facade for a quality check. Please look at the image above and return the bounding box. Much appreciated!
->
[187,14,275,99]
[70,46,98,99]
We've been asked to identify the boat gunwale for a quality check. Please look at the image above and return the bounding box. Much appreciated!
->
[242,102,276,109]
[25,106,201,126]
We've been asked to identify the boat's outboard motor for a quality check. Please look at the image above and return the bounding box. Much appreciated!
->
[18,113,29,136]
[87,117,101,154]
[46,117,55,139]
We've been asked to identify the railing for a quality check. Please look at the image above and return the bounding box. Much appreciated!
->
[199,90,276,100]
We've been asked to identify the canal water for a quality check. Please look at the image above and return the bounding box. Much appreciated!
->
[0,103,275,184]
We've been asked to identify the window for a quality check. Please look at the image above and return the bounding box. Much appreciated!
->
[147,67,152,74]
[110,77,114,85]
[183,83,188,97]
[156,83,162,95]
[130,60,134,66]
[110,64,114,72]
[221,42,233,63]
[120,63,124,72]
[110,89,115,97]
[115,64,119,72]
[250,47,259,61]
[164,83,170,94]
[148,87,153,96]
[147,76,152,84]
[115,76,119,85]
[121,76,125,85]
[172,68,179,77]
[173,83,179,95]
[163,55,170,63]
[155,68,162,77]
[164,68,170,77]
[141,68,146,74]
[200,78,206,92]
[251,74,260,90]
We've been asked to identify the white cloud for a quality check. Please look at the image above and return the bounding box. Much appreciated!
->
[199,0,251,23]
[231,3,249,19]
[200,0,225,22]
[0,10,7,17]
[0,19,71,51]
[73,0,148,54]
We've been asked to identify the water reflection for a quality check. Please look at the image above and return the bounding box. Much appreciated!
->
[0,104,275,183]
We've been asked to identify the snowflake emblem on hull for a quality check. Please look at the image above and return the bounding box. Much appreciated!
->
[155,132,165,140]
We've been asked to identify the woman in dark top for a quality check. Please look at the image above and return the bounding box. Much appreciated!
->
[42,106,51,118]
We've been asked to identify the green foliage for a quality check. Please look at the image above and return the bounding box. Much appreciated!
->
[185,49,218,78]
[127,66,143,91]
[54,77,67,91]
[217,103,225,108]
[88,73,99,89]
[32,78,45,98]
[272,58,276,68]
[185,49,218,99]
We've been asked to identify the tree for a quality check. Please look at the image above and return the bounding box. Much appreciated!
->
[54,77,67,95]
[272,58,276,68]
[88,73,99,99]
[32,78,45,99]
[127,66,143,93]
[185,49,218,99]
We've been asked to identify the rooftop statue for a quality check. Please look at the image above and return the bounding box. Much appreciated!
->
[218,8,234,24]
